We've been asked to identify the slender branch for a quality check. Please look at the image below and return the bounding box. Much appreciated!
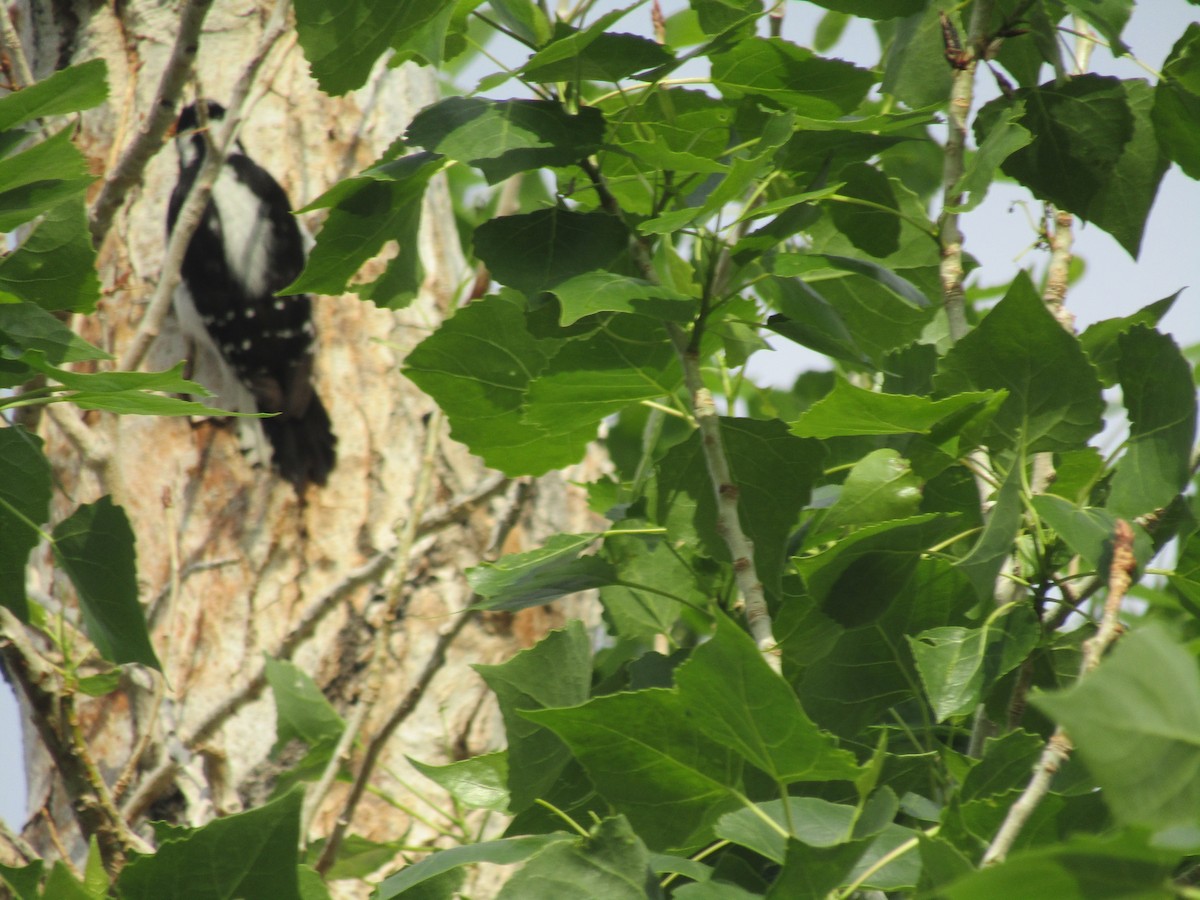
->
[88,0,215,248]
[302,411,444,839]
[667,323,776,658]
[0,5,36,90]
[982,520,1136,864]
[0,609,151,874]
[314,609,477,875]
[938,2,993,342]
[119,0,292,372]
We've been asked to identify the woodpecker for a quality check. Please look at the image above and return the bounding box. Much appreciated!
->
[167,100,335,489]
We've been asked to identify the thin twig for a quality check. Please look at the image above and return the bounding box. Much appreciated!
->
[88,0,215,248]
[938,1,993,342]
[982,519,1136,864]
[0,5,36,90]
[302,411,444,839]
[119,0,292,373]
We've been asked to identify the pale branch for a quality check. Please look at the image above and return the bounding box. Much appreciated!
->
[0,817,38,864]
[982,520,1136,864]
[88,0,215,248]
[938,1,993,342]
[128,471,510,815]
[579,155,777,658]
[302,411,444,840]
[0,6,34,89]
[668,323,776,659]
[314,609,477,876]
[119,0,292,373]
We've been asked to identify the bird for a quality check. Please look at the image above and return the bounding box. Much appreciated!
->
[166,100,336,490]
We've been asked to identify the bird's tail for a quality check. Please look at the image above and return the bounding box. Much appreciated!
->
[262,392,336,490]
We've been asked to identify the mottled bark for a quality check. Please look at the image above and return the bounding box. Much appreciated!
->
[7,1,599,892]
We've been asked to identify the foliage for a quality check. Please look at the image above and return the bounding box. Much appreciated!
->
[4,0,1200,898]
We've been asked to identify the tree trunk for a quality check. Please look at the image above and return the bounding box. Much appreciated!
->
[6,1,599,891]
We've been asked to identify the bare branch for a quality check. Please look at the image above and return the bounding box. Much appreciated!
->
[88,0,215,248]
[983,520,1136,864]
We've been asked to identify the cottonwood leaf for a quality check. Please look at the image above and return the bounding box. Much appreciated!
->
[524,688,743,851]
[117,789,303,900]
[375,835,569,900]
[406,98,604,184]
[475,622,592,812]
[496,817,654,900]
[1078,293,1178,387]
[1033,625,1200,829]
[676,615,861,783]
[0,58,107,130]
[935,271,1104,453]
[1106,327,1196,519]
[790,380,1000,438]
[711,38,876,116]
[821,449,922,531]
[0,199,99,312]
[548,272,693,325]
[1153,24,1200,178]
[468,533,615,610]
[0,427,50,621]
[53,497,159,670]
[409,752,510,813]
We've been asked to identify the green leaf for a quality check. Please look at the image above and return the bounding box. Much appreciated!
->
[881,2,956,108]
[977,76,1167,257]
[795,559,975,739]
[522,316,683,434]
[306,835,406,882]
[292,0,451,95]
[954,458,1024,603]
[717,797,859,862]
[116,789,303,900]
[600,532,709,641]
[0,198,100,312]
[0,58,108,130]
[1153,24,1200,179]
[0,298,110,367]
[403,291,592,475]
[288,153,440,306]
[830,163,899,258]
[264,657,344,751]
[711,38,876,116]
[473,209,629,295]
[1033,625,1200,830]
[474,622,592,812]
[52,497,159,669]
[76,670,122,697]
[909,604,1039,721]
[0,128,93,231]
[548,272,693,325]
[762,280,872,368]
[0,859,43,900]
[409,751,510,812]
[1032,495,1153,572]
[1106,327,1197,519]
[949,101,1032,213]
[468,532,616,611]
[794,514,957,628]
[821,449,923,532]
[940,830,1177,899]
[677,615,861,782]
[0,427,51,621]
[496,816,655,900]
[521,30,674,83]
[406,98,603,184]
[376,835,570,900]
[524,688,743,851]
[790,380,1001,438]
[1064,0,1132,55]
[1078,293,1178,387]
[935,271,1104,453]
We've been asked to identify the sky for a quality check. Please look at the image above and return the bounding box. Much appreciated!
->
[3,2,1198,833]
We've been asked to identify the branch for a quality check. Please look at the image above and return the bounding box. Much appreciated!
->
[982,519,1136,864]
[938,2,993,342]
[579,156,778,658]
[119,0,292,372]
[0,609,151,874]
[88,0,215,248]
[302,411,443,840]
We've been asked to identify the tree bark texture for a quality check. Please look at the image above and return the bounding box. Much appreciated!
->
[6,1,601,891]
